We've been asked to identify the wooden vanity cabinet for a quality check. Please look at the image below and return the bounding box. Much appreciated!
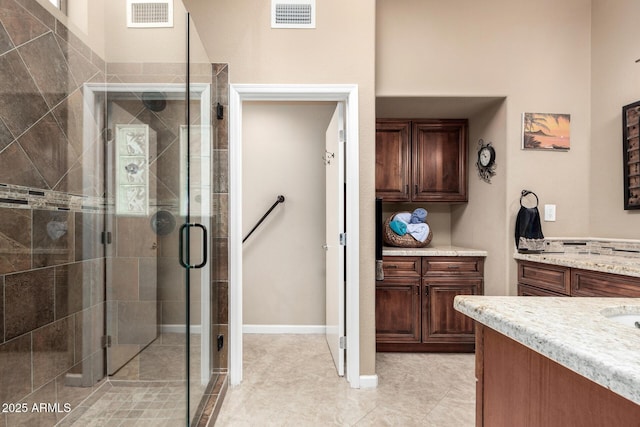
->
[517,261,570,296]
[376,256,484,352]
[517,260,640,297]
[476,325,640,427]
[571,268,640,297]
[375,256,421,343]
[375,119,468,203]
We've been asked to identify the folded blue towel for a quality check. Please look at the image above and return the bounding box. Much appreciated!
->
[390,220,407,236]
[410,208,428,224]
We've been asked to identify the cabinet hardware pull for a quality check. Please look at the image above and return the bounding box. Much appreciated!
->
[448,265,460,269]
[415,184,418,195]
[387,264,398,268]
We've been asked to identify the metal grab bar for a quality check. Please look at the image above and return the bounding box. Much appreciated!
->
[243,195,285,243]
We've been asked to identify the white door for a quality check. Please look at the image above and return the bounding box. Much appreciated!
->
[325,102,345,376]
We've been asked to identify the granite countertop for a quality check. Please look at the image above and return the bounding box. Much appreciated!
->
[514,251,640,278]
[383,245,487,257]
[454,295,640,405]
[513,237,640,278]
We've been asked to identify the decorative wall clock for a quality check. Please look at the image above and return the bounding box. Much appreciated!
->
[476,139,496,183]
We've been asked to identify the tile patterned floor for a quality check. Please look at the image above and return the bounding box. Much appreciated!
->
[55,333,215,427]
[215,334,475,426]
[56,381,187,427]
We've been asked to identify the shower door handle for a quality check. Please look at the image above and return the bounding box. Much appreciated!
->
[179,223,208,269]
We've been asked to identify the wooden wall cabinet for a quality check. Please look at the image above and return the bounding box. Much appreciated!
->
[376,256,484,352]
[517,260,640,297]
[375,119,468,203]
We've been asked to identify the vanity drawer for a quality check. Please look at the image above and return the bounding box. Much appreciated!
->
[571,269,640,297]
[518,261,570,296]
[422,257,484,276]
[382,256,421,277]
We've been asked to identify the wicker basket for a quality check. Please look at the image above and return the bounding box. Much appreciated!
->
[383,212,433,248]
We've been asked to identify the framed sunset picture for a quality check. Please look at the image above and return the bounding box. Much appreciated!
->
[522,112,570,150]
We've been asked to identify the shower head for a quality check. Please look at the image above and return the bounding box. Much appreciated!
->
[141,91,167,112]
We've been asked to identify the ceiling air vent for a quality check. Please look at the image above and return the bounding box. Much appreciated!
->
[127,0,173,28]
[272,0,316,29]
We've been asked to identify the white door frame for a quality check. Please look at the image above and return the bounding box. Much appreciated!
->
[228,84,360,388]
[83,82,213,384]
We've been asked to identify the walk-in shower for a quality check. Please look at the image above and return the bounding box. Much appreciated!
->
[0,1,223,425]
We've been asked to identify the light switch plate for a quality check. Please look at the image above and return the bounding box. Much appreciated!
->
[544,204,556,222]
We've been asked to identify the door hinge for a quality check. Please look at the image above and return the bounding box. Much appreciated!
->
[339,233,346,246]
[101,231,112,245]
[101,335,112,348]
[339,336,347,349]
[339,129,345,143]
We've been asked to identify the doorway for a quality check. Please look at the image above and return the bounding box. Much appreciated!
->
[228,84,361,388]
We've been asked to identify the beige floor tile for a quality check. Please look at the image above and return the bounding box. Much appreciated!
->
[215,334,475,426]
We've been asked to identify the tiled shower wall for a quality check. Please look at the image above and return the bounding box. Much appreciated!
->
[0,0,108,425]
[211,63,229,372]
[0,1,230,425]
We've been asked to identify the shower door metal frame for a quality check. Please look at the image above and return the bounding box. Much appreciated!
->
[83,81,213,386]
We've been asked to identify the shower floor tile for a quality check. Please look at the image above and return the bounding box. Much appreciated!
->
[57,382,186,426]
[56,333,212,427]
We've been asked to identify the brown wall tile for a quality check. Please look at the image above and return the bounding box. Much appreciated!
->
[0,276,4,343]
[115,217,157,258]
[0,50,49,138]
[5,379,57,427]
[0,142,48,188]
[0,22,12,58]
[32,317,75,390]
[54,264,82,320]
[107,257,138,301]
[32,209,74,268]
[0,0,49,46]
[18,32,78,108]
[18,113,80,190]
[74,212,104,262]
[5,268,55,339]
[0,206,31,274]
[0,334,31,402]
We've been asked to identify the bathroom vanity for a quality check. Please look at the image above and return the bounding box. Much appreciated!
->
[376,246,487,352]
[453,239,640,426]
[455,296,640,427]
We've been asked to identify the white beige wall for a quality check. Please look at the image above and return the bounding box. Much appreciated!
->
[242,101,336,326]
[36,0,210,64]
[184,0,377,375]
[377,0,592,294]
[590,0,640,237]
[103,0,209,63]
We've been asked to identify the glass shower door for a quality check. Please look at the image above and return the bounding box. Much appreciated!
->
[0,1,215,425]
[102,11,214,426]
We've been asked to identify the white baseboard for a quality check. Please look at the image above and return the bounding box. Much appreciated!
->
[160,324,202,334]
[242,324,326,334]
[359,374,378,389]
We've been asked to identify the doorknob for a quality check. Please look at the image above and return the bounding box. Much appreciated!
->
[322,244,328,251]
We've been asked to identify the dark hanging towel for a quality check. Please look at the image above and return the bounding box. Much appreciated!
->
[515,190,545,253]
